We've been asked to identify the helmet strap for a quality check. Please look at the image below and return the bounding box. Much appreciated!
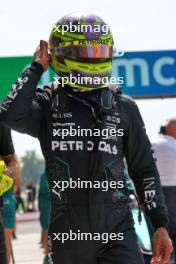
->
[98,88,116,114]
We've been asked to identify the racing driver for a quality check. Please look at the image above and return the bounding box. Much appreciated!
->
[0,12,173,264]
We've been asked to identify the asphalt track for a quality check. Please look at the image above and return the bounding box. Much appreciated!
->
[12,220,44,264]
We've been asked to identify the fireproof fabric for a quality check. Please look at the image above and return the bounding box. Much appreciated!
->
[0,62,169,263]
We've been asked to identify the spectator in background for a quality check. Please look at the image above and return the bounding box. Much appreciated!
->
[26,180,36,212]
[0,123,20,264]
[15,186,25,213]
[153,118,176,261]
[38,170,51,264]
[13,186,25,240]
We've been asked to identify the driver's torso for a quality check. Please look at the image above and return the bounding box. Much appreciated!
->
[38,86,130,229]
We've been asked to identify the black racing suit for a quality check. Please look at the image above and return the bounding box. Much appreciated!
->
[0,62,169,264]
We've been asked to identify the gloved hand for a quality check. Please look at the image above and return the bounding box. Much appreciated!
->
[33,40,50,71]
[150,227,173,264]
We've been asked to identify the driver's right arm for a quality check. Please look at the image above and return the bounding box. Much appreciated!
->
[0,61,49,138]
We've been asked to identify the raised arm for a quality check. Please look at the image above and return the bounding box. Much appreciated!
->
[0,41,50,138]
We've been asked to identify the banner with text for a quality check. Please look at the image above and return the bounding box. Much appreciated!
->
[0,50,176,101]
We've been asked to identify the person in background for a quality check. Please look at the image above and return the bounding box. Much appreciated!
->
[123,169,153,264]
[15,186,25,213]
[26,180,36,212]
[0,123,20,264]
[12,186,25,240]
[38,170,51,264]
[153,118,176,262]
